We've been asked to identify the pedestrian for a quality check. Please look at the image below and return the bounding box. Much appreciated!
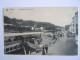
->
[60,34,62,37]
[53,35,55,40]
[55,35,57,40]
[45,45,48,53]
[42,46,45,55]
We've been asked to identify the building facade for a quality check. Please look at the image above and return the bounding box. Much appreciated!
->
[69,12,78,35]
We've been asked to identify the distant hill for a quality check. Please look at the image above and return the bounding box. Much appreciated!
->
[4,16,62,33]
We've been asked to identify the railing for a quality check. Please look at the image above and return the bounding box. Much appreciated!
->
[4,41,22,54]
[4,41,21,45]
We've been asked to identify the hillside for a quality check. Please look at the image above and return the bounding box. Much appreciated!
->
[4,16,61,33]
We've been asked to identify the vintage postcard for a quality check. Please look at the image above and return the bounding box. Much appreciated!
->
[4,7,78,55]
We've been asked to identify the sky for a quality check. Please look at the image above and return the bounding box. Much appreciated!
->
[4,7,78,27]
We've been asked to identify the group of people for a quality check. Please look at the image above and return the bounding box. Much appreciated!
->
[42,45,48,55]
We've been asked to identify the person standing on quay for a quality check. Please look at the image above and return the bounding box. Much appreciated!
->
[45,45,48,53]
[42,46,45,55]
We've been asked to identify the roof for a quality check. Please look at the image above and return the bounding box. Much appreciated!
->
[4,32,43,37]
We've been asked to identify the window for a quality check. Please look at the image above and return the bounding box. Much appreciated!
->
[76,28,78,35]
[6,48,9,52]
[10,47,13,50]
[14,46,17,49]
[73,24,74,27]
[76,24,78,27]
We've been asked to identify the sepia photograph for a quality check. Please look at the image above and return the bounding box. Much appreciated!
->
[4,7,78,55]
